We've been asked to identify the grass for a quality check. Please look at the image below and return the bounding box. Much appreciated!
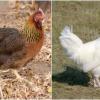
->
[52,1,100,99]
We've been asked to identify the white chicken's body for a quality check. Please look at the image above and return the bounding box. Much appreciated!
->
[59,26,100,87]
[75,39,100,72]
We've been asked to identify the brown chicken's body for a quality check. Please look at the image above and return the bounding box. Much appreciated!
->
[0,9,45,93]
[0,14,44,69]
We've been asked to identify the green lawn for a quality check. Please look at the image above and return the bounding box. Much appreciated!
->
[52,1,100,99]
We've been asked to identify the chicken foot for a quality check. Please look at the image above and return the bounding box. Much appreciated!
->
[0,78,3,99]
[11,69,39,92]
[93,76,100,87]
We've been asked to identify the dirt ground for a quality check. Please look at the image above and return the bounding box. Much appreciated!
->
[0,1,51,99]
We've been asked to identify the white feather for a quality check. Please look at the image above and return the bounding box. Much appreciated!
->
[59,26,100,77]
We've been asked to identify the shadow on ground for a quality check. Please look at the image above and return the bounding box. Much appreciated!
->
[53,66,90,86]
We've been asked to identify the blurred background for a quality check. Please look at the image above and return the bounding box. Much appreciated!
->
[0,0,51,32]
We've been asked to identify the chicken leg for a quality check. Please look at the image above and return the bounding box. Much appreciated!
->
[93,75,100,87]
[11,69,39,91]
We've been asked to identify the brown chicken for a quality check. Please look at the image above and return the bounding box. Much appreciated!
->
[0,8,45,86]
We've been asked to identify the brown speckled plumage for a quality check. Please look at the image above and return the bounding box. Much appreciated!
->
[0,13,44,69]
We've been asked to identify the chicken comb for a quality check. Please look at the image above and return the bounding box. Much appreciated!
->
[38,8,45,17]
[33,8,45,17]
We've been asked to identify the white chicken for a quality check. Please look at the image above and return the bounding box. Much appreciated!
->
[59,26,100,87]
